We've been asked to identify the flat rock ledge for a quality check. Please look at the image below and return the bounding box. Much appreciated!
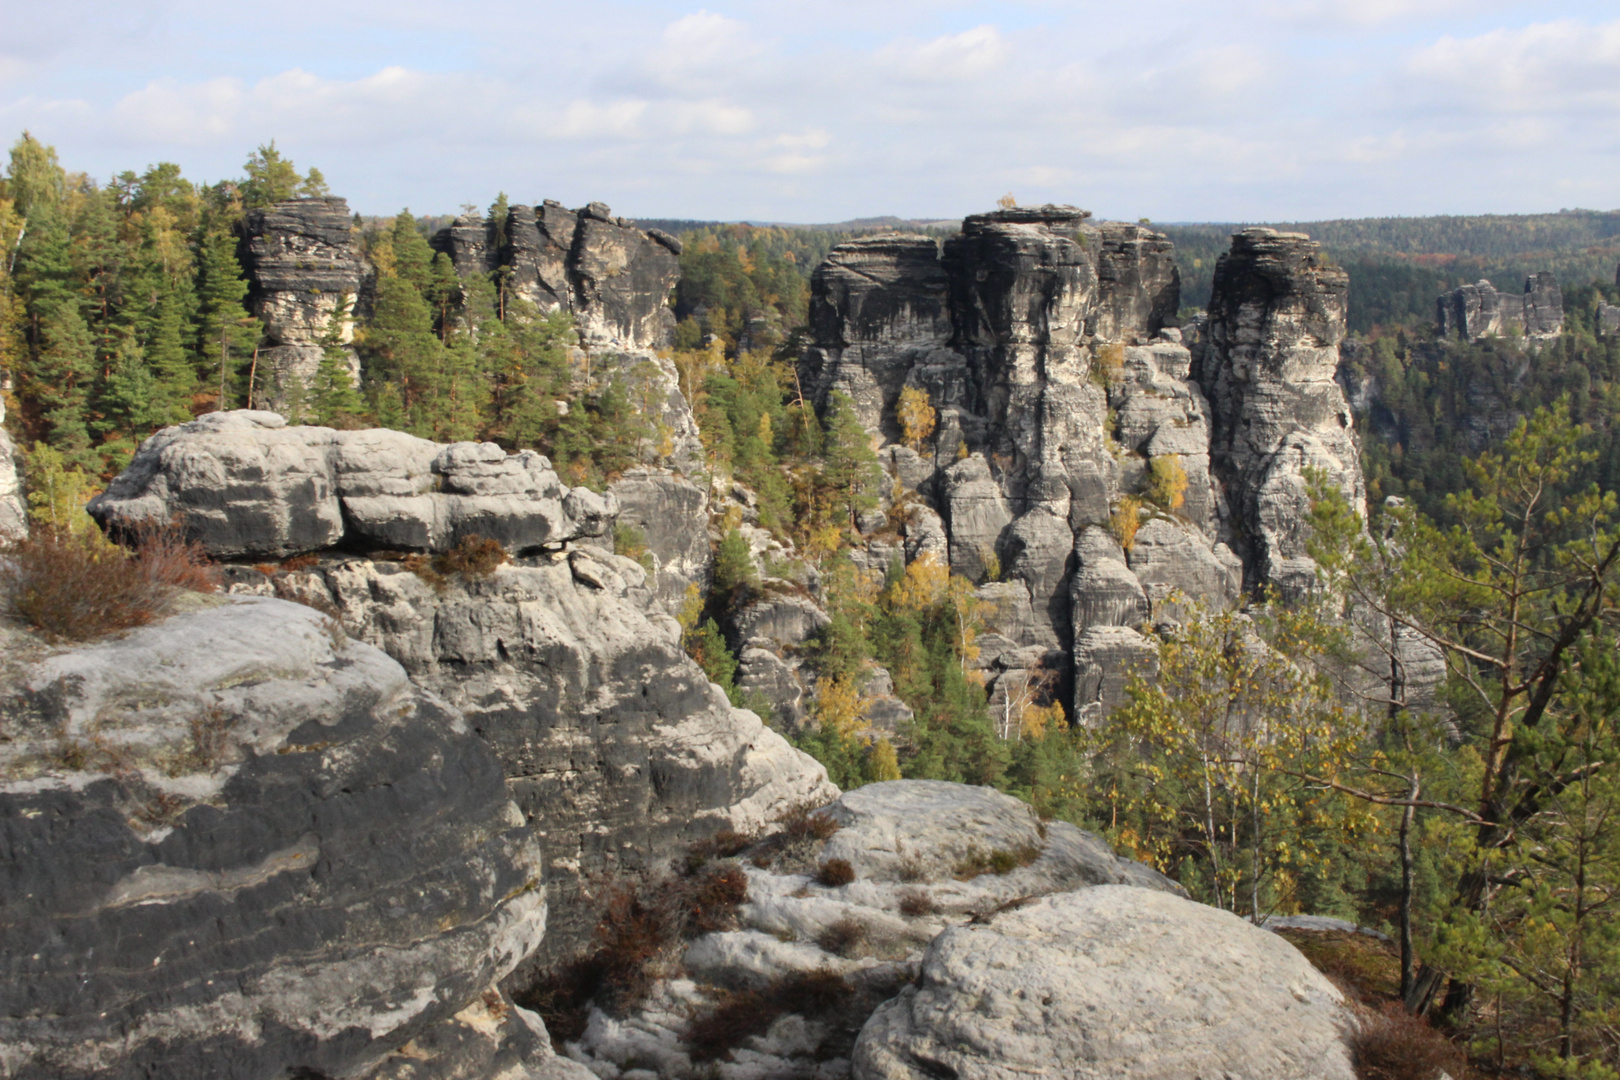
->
[852,885,1356,1080]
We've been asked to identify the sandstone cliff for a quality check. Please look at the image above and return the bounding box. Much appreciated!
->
[85,411,833,963]
[0,594,582,1080]
[1436,271,1565,340]
[796,211,1356,719]
[237,197,367,413]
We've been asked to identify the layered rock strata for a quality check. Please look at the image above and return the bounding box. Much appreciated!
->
[0,594,579,1080]
[1437,272,1565,340]
[437,200,682,353]
[86,411,615,560]
[237,197,366,412]
[88,412,833,963]
[800,210,1347,717]
[1199,227,1365,598]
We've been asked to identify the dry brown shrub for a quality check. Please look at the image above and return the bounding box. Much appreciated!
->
[954,843,1041,880]
[432,534,509,578]
[1350,1002,1468,1080]
[129,521,220,594]
[2,528,162,641]
[897,888,938,918]
[280,552,318,573]
[685,970,849,1062]
[778,802,840,843]
[816,858,856,887]
[816,914,870,956]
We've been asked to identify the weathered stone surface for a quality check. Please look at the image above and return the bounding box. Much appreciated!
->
[0,596,548,1080]
[1073,625,1156,723]
[238,197,367,413]
[1127,516,1241,620]
[851,885,1355,1080]
[734,591,832,651]
[1437,272,1564,341]
[942,455,1012,583]
[1200,228,1365,598]
[607,468,710,611]
[1090,222,1180,344]
[477,200,680,352]
[230,555,836,964]
[1600,301,1620,337]
[362,990,593,1080]
[802,235,953,443]
[1069,526,1147,630]
[565,781,1181,1080]
[0,417,25,541]
[87,412,614,559]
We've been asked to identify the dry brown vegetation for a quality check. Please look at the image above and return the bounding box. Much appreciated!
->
[432,534,509,578]
[1,523,218,642]
[953,843,1040,880]
[815,858,855,887]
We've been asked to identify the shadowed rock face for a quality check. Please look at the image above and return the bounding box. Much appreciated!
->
[1437,271,1565,340]
[1200,227,1364,598]
[449,200,682,352]
[0,597,555,1080]
[85,410,834,966]
[237,197,366,412]
[800,210,1344,717]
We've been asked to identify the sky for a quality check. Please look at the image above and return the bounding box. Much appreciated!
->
[1,0,1617,223]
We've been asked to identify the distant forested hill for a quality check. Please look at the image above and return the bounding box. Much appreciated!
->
[1162,210,1620,332]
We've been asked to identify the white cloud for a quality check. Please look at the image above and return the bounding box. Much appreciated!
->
[874,25,1010,82]
[1255,0,1498,28]
[1406,18,1620,114]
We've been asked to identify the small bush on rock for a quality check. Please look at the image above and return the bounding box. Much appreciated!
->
[685,970,849,1063]
[432,534,508,578]
[898,888,938,918]
[816,914,869,956]
[4,529,159,640]
[816,858,856,887]
[1349,1003,1468,1080]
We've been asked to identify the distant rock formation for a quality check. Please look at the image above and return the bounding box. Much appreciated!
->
[797,210,1353,719]
[1200,227,1365,598]
[1437,271,1565,340]
[237,196,367,413]
[437,200,683,353]
[0,594,583,1080]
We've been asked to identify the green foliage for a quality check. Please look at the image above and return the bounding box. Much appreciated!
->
[240,142,327,209]
[712,528,757,605]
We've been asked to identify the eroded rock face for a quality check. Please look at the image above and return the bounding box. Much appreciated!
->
[851,884,1355,1080]
[86,411,614,560]
[226,553,836,964]
[0,596,562,1080]
[237,197,366,412]
[456,200,681,353]
[1437,272,1565,341]
[1200,228,1365,599]
[563,780,1182,1080]
[0,405,25,541]
[801,211,1358,715]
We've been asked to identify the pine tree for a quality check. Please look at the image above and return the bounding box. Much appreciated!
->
[28,298,96,468]
[820,390,883,530]
[195,227,259,409]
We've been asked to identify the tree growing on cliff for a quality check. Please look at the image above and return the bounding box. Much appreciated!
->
[240,142,328,209]
[819,391,882,533]
[896,386,936,453]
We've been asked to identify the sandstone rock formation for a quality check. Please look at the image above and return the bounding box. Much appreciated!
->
[237,197,366,412]
[851,884,1355,1080]
[0,394,25,541]
[562,780,1183,1080]
[800,211,1350,716]
[1437,272,1565,341]
[231,553,835,963]
[0,594,582,1080]
[438,200,682,353]
[87,411,833,964]
[1200,227,1365,599]
[87,411,615,560]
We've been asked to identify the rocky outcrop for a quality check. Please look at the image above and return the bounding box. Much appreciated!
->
[0,594,578,1080]
[87,411,614,560]
[1200,228,1365,599]
[1437,272,1565,341]
[605,468,710,611]
[799,212,1369,716]
[0,395,25,541]
[563,781,1183,1080]
[851,885,1355,1080]
[237,197,366,412]
[445,200,681,353]
[232,554,835,965]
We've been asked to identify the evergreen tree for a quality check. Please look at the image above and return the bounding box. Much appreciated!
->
[28,298,96,468]
[194,227,259,409]
[820,390,882,530]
